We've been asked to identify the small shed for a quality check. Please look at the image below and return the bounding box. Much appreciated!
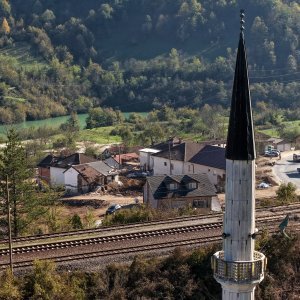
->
[267,138,292,152]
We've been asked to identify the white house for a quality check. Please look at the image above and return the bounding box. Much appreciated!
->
[151,143,226,188]
[64,161,119,195]
[139,148,160,171]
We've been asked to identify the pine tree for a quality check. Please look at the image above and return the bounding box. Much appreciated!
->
[0,129,32,237]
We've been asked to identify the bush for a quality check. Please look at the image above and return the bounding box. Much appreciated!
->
[276,182,297,204]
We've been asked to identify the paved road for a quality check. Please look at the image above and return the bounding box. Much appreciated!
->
[273,151,300,188]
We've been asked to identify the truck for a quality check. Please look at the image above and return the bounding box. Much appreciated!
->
[293,154,300,162]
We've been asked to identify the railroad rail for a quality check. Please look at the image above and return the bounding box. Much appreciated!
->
[0,223,299,272]
[0,204,299,256]
[0,202,299,247]
[0,210,297,256]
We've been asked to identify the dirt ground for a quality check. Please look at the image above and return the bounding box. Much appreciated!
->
[60,194,143,219]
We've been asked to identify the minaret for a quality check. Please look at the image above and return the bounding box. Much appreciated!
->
[211,10,266,300]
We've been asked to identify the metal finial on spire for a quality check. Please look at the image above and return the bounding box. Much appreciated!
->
[240,9,245,32]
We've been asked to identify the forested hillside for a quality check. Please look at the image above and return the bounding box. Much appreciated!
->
[0,0,299,123]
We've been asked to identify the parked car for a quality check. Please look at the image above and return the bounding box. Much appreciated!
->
[106,204,122,215]
[257,182,271,189]
[126,171,150,178]
[264,151,279,157]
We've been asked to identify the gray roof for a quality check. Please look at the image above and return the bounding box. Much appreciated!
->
[87,161,118,176]
[104,157,120,169]
[189,145,226,170]
[146,174,216,200]
[152,142,204,162]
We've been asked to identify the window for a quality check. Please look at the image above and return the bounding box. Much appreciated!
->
[164,162,167,166]
[188,182,197,189]
[193,200,205,208]
[169,183,177,190]
[171,163,174,170]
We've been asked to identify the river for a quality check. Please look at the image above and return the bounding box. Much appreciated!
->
[0,112,147,136]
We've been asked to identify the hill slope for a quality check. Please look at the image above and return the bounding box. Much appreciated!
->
[0,0,298,123]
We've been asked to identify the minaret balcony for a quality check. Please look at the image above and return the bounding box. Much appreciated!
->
[211,251,266,284]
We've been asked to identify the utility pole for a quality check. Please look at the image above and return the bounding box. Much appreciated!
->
[118,144,121,170]
[6,175,13,274]
[168,139,172,175]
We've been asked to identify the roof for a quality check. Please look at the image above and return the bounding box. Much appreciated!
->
[88,161,118,176]
[189,145,226,170]
[152,142,204,162]
[146,174,216,200]
[226,30,256,161]
[104,157,120,169]
[114,153,139,162]
[38,153,97,169]
[150,137,182,151]
[267,138,290,145]
[55,153,96,168]
[72,164,101,184]
[37,154,59,168]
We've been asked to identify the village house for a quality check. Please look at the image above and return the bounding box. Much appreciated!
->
[144,174,219,211]
[37,153,118,194]
[64,161,119,194]
[37,153,96,185]
[145,141,226,189]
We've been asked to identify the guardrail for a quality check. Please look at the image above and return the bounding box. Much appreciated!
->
[211,251,266,284]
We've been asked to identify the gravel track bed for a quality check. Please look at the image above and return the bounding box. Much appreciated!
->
[0,228,222,264]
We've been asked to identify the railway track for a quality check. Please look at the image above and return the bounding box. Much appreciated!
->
[0,208,300,256]
[0,234,223,271]
[1,222,299,272]
[1,202,299,246]
[0,222,223,256]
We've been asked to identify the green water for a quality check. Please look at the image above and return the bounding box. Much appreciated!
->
[0,112,148,135]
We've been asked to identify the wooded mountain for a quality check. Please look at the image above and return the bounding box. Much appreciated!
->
[0,0,299,123]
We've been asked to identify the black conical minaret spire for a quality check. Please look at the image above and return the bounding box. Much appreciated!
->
[225,10,256,160]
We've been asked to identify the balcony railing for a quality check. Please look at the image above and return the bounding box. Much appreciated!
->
[211,251,266,284]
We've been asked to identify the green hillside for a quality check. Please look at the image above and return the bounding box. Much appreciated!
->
[0,0,298,123]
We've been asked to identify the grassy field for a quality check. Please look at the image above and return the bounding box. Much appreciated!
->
[78,127,121,144]
[258,120,300,138]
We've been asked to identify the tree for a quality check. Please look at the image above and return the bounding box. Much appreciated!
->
[0,129,32,237]
[276,182,297,204]
[70,214,83,230]
[1,17,10,34]
[118,125,134,146]
[287,54,297,72]
[86,107,123,129]
[0,269,21,300]
[59,112,80,149]
[23,260,65,299]
[0,129,55,236]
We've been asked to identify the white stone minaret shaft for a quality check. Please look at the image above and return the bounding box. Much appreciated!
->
[211,10,266,300]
